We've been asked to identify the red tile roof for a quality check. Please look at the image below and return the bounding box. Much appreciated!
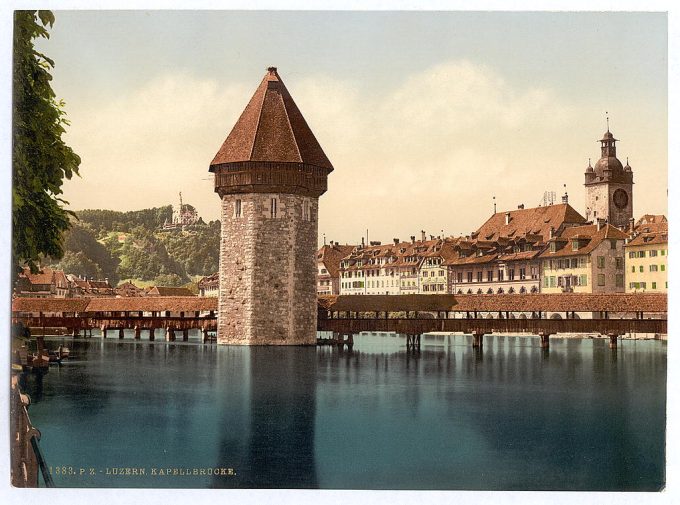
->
[317,244,356,278]
[539,224,628,258]
[627,217,668,247]
[475,204,587,242]
[210,67,333,171]
[147,286,195,297]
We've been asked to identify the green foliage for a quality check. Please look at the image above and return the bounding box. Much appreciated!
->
[117,226,189,282]
[12,11,81,275]
[54,222,120,283]
[153,273,185,287]
[76,206,173,236]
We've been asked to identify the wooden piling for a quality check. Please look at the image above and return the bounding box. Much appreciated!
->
[539,332,550,348]
[118,328,124,339]
[134,326,141,340]
[182,329,189,342]
[166,326,175,342]
[101,326,107,339]
[149,328,155,341]
[608,332,618,349]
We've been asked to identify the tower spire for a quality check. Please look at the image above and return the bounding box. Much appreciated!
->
[606,111,610,132]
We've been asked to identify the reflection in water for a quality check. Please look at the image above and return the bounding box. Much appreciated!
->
[213,347,317,488]
[23,335,665,490]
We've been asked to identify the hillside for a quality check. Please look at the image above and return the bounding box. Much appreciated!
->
[49,206,220,287]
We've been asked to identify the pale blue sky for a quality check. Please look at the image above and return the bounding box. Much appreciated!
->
[34,10,668,244]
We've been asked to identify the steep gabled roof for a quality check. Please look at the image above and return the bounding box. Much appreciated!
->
[475,204,587,243]
[210,67,333,171]
[317,244,356,278]
[539,224,628,258]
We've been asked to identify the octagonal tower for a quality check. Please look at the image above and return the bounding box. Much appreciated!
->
[209,67,333,345]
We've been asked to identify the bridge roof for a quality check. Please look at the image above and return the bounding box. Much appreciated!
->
[319,293,667,314]
[12,297,91,313]
[11,297,218,314]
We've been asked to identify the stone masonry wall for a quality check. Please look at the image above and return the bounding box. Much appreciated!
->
[218,193,318,345]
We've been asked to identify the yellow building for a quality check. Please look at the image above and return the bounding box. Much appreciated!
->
[540,222,628,293]
[625,215,668,293]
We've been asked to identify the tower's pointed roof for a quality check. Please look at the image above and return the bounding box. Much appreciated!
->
[210,67,333,172]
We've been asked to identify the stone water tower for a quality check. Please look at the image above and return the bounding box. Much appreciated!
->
[209,67,334,345]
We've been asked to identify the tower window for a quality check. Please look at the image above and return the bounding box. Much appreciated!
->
[270,197,278,219]
[235,199,242,218]
[302,200,310,221]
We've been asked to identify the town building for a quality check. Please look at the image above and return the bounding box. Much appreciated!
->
[445,203,587,295]
[14,267,69,298]
[539,221,628,293]
[625,215,668,292]
[114,281,145,297]
[317,242,355,295]
[584,126,634,228]
[198,273,219,297]
[210,67,333,344]
[146,286,195,297]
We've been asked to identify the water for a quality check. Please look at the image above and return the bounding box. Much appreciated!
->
[23,332,666,490]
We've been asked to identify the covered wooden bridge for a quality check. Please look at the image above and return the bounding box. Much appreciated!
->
[317,293,667,349]
[12,297,218,343]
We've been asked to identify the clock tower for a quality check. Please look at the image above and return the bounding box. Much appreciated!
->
[584,127,633,228]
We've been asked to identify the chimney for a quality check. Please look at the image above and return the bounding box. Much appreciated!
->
[411,235,416,244]
[505,212,511,225]
[393,238,399,245]
[361,237,365,248]
[596,218,604,231]
[629,218,635,233]
[421,230,426,242]
[518,204,524,209]
[430,235,435,240]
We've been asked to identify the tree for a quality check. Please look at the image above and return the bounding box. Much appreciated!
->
[12,11,81,276]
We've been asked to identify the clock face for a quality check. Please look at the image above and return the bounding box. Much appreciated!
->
[613,189,629,209]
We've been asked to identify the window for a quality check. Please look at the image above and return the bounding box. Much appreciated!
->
[498,270,504,281]
[652,282,657,290]
[439,270,445,277]
[661,264,666,272]
[580,274,588,286]
[572,240,579,251]
[615,257,623,270]
[629,252,635,259]
[508,269,515,281]
[661,250,666,256]
[302,200,310,221]
[543,276,549,288]
[457,272,463,283]
[549,276,556,287]
[640,282,647,289]
[650,265,658,272]
[639,266,644,273]
[467,272,473,282]
[632,265,636,273]
[639,251,647,258]
[597,274,605,286]
[597,256,605,269]
[235,199,242,218]
[477,271,483,282]
[610,239,617,249]
[650,250,658,257]
[616,274,624,288]
[519,268,526,280]
[550,242,556,253]
[487,271,493,282]
[270,197,278,218]
[579,257,587,267]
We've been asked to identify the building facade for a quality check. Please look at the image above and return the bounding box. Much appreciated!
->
[625,215,668,292]
[540,222,628,294]
[317,243,354,295]
[211,67,333,345]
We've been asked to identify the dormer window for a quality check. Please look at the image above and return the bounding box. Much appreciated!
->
[572,240,579,251]
[550,242,557,253]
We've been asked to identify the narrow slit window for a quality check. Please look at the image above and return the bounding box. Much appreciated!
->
[235,199,242,218]
[270,197,278,219]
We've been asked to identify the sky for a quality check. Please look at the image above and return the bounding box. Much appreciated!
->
[32,10,668,246]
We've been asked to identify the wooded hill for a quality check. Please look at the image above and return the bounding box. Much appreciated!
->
[49,206,220,287]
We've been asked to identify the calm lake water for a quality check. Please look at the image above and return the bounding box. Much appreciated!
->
[24,332,666,490]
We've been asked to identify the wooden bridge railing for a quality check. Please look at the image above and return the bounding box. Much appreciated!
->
[318,317,667,336]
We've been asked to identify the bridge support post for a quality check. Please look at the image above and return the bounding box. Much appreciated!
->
[72,327,79,338]
[608,332,619,349]
[118,328,124,339]
[166,326,175,342]
[183,329,189,342]
[471,331,484,348]
[202,328,209,344]
[346,333,354,349]
[101,326,107,339]
[149,328,155,341]
[539,332,550,349]
[134,326,141,340]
